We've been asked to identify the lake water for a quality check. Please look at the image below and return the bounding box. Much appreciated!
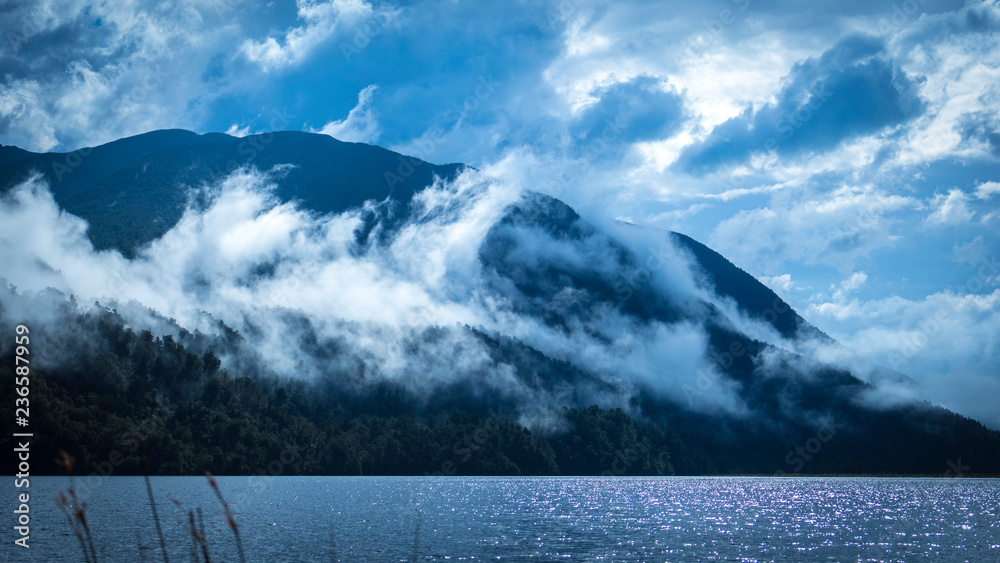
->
[3,476,998,562]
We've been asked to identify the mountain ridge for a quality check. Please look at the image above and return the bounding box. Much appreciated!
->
[2,128,998,476]
[0,129,466,256]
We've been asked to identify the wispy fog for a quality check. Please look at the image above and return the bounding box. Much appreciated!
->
[0,165,754,426]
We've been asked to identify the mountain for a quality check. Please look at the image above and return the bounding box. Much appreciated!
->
[1,130,998,477]
[0,129,464,256]
[669,232,830,342]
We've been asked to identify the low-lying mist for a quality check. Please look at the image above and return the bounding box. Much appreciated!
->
[0,165,756,428]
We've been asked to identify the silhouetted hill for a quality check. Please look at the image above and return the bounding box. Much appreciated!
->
[0,130,464,256]
[670,231,830,341]
[2,129,998,477]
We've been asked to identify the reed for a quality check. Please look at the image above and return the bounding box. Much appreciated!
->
[54,458,247,562]
[55,450,99,563]
[197,508,211,562]
[140,444,171,563]
[205,471,247,563]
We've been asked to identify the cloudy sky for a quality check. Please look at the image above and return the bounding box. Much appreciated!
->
[2,0,999,421]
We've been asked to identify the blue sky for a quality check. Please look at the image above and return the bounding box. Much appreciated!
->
[2,0,999,421]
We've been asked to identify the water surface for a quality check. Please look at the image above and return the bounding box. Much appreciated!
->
[4,476,997,561]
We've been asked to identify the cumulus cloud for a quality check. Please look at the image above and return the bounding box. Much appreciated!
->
[925,188,974,226]
[709,184,921,272]
[0,165,746,425]
[0,0,237,151]
[314,84,381,143]
[975,180,1000,199]
[808,285,1000,429]
[675,34,924,174]
[889,2,1000,166]
[759,274,796,294]
[957,109,1000,158]
[570,75,685,149]
[239,0,393,71]
[831,271,867,301]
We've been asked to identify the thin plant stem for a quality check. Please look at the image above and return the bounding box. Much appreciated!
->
[205,472,246,563]
[188,510,201,563]
[197,507,212,563]
[140,444,170,563]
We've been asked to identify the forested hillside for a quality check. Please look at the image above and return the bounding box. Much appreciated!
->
[4,286,998,477]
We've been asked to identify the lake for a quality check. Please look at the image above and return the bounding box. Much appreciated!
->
[4,476,998,561]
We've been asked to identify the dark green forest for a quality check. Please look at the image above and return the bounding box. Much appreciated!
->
[1,298,676,477]
[3,285,1000,478]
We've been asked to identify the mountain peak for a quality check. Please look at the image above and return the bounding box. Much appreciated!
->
[0,129,464,256]
[2,129,998,475]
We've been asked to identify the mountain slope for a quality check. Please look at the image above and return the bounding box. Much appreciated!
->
[1,129,998,476]
[0,130,464,256]
[670,231,830,341]
[477,191,1000,473]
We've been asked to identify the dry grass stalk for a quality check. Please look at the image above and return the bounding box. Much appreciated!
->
[205,471,246,563]
[139,443,171,563]
[55,450,99,563]
[196,507,212,563]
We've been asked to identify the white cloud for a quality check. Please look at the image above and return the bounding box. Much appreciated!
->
[0,79,59,151]
[314,84,381,143]
[0,0,240,151]
[0,167,526,401]
[840,271,867,292]
[830,271,867,301]
[710,185,920,273]
[925,189,974,226]
[887,2,1000,166]
[759,273,795,293]
[3,0,1000,428]
[954,236,985,264]
[239,0,391,71]
[808,286,1000,429]
[975,181,1000,200]
[225,123,251,137]
[0,164,746,421]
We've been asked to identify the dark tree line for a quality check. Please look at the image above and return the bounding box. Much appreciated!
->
[0,302,675,477]
[3,288,1000,477]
